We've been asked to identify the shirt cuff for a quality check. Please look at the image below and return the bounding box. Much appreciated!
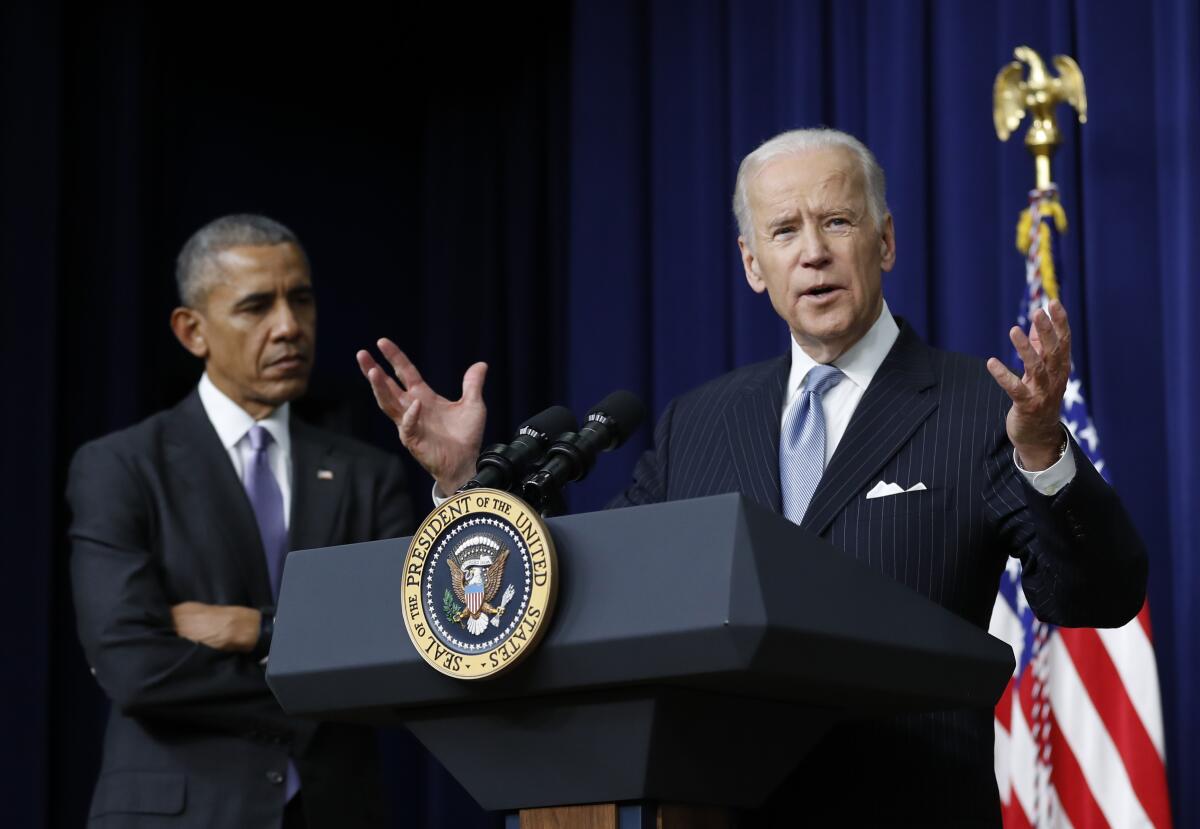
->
[1013,431,1076,496]
[431,482,450,508]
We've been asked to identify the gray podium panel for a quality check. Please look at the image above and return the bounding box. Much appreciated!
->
[266,493,1012,810]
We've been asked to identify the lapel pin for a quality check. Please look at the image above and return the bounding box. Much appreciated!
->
[317,469,334,480]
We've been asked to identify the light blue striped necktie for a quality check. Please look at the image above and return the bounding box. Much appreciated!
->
[780,364,845,524]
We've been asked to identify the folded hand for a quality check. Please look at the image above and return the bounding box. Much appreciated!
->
[171,601,260,653]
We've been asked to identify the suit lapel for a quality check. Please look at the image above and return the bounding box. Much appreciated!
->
[801,322,939,536]
[288,418,345,553]
[165,391,274,605]
[724,354,790,513]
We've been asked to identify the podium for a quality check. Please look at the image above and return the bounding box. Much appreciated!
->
[266,494,1013,825]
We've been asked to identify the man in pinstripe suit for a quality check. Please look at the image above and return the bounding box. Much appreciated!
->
[360,129,1147,825]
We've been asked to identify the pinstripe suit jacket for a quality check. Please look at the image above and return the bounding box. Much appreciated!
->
[610,321,1147,824]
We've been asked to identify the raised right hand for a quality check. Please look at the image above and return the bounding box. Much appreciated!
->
[356,340,487,495]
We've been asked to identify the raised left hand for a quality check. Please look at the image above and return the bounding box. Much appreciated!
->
[356,340,487,496]
[171,601,260,653]
[986,299,1071,471]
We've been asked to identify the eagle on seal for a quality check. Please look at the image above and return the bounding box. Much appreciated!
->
[447,535,511,635]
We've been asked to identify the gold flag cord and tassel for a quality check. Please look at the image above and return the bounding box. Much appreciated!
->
[1017,189,1066,306]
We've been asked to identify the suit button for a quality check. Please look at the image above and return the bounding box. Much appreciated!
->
[266,770,285,785]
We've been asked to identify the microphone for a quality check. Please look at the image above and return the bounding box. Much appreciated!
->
[458,405,578,494]
[521,390,646,510]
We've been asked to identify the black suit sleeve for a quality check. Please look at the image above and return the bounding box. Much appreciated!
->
[373,454,415,539]
[67,440,298,738]
[984,415,1148,628]
[607,398,675,509]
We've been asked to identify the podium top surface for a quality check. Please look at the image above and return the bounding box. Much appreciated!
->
[267,494,1013,719]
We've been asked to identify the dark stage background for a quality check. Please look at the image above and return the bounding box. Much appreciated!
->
[3,1,1196,827]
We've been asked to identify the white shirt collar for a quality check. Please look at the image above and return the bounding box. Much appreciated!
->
[786,300,901,399]
[197,373,291,456]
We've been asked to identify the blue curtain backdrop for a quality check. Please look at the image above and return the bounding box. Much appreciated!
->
[3,1,1197,826]
[566,1,1197,826]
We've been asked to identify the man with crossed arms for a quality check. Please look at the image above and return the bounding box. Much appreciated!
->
[70,215,411,827]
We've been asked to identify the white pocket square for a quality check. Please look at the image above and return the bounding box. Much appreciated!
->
[866,481,927,499]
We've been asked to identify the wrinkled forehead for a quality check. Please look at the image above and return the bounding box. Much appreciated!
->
[748,147,867,216]
[215,242,309,277]
[208,243,311,293]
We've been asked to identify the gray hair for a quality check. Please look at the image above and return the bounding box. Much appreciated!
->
[732,128,889,246]
[175,213,307,306]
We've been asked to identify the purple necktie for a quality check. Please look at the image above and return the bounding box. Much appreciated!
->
[242,425,301,804]
[243,425,288,601]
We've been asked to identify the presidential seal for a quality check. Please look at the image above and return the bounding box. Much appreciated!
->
[401,488,557,679]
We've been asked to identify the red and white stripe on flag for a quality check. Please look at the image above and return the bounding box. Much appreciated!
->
[991,588,1173,828]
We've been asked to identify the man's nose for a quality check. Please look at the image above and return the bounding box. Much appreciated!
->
[269,300,302,339]
[798,224,832,269]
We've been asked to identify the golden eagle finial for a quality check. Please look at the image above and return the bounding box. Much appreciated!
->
[993,46,1088,189]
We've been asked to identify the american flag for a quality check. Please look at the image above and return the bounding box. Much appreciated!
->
[989,189,1173,828]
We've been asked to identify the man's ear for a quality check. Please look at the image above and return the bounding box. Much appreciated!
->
[879,214,897,273]
[738,236,767,294]
[170,307,209,359]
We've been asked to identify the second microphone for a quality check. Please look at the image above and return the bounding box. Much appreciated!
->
[457,405,579,494]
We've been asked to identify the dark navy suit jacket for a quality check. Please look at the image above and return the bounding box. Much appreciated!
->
[610,321,1147,824]
[68,391,414,828]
